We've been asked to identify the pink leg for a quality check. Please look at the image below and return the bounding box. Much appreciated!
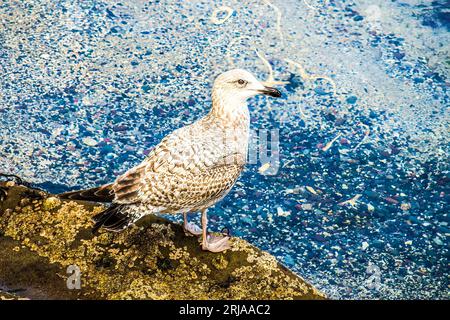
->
[200,209,230,253]
[183,212,202,236]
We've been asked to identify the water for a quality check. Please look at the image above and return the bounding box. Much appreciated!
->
[0,0,448,299]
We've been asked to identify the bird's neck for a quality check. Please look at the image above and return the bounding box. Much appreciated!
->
[207,89,251,160]
[209,89,250,126]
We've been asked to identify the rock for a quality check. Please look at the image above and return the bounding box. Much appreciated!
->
[82,137,98,147]
[364,190,379,200]
[437,226,450,234]
[394,51,405,60]
[400,203,411,211]
[433,237,443,246]
[362,242,369,250]
[113,125,128,132]
[346,96,358,104]
[277,207,291,217]
[0,183,325,300]
[42,196,61,211]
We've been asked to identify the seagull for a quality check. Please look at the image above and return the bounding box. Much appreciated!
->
[59,69,281,252]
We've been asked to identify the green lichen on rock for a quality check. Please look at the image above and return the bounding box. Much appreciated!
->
[0,183,325,300]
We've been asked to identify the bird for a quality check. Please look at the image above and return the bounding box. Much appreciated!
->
[59,69,281,253]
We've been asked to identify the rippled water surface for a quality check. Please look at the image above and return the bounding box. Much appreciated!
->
[0,0,448,299]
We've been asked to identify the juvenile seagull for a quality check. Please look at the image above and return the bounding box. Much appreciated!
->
[59,69,281,252]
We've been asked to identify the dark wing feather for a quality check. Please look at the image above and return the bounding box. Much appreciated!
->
[112,164,146,204]
[92,204,131,233]
[59,184,114,202]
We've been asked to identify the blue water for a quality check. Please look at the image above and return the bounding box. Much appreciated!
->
[0,0,448,299]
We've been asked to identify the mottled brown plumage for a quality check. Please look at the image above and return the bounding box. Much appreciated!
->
[59,69,281,252]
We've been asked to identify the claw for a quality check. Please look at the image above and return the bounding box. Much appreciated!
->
[202,234,230,253]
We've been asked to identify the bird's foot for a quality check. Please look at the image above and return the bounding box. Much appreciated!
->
[184,222,202,236]
[202,234,230,253]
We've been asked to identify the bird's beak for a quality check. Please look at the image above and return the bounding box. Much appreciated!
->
[258,86,282,98]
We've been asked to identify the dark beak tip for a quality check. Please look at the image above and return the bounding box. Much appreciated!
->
[272,89,282,98]
[262,86,282,98]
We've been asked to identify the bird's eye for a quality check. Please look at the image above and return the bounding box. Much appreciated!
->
[236,79,247,86]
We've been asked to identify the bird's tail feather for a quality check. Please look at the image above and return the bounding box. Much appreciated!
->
[92,204,132,234]
[58,184,114,203]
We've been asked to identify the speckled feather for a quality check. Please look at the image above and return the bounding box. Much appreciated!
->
[59,69,260,232]
[112,113,248,213]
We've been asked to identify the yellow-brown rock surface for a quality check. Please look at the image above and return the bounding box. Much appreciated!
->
[0,183,325,300]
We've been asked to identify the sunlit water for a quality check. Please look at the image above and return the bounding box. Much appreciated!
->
[0,0,448,299]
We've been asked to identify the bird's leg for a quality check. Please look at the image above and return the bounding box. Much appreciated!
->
[183,212,202,236]
[201,209,230,253]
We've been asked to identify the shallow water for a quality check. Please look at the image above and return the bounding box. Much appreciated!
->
[0,0,448,299]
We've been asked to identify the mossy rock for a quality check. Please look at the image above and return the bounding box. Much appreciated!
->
[0,183,325,300]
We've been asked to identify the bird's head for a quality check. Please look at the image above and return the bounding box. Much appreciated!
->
[212,69,281,105]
